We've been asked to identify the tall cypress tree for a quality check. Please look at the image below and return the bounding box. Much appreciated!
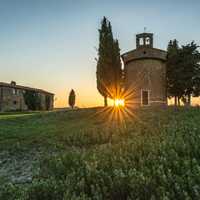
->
[96,17,122,106]
[96,17,109,106]
[113,39,122,99]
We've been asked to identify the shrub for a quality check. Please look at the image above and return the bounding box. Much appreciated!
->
[23,91,41,110]
[1,108,200,199]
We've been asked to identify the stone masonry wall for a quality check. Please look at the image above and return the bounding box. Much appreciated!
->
[0,87,27,111]
[124,59,167,106]
[0,86,54,112]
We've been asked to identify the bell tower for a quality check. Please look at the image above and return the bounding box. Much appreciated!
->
[136,33,153,49]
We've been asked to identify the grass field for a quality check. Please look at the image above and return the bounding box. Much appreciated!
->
[0,107,200,199]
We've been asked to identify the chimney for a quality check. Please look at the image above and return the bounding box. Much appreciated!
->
[11,81,16,86]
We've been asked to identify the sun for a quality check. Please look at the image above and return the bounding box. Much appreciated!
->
[114,99,125,107]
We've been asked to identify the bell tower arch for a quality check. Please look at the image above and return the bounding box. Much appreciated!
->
[136,33,153,48]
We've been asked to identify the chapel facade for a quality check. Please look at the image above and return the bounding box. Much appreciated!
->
[121,33,167,107]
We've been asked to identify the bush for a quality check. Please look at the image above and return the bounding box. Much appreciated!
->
[0,183,25,200]
[23,91,41,110]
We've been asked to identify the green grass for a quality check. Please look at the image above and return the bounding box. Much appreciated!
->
[0,107,200,199]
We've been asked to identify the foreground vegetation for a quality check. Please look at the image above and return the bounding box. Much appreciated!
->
[0,107,200,199]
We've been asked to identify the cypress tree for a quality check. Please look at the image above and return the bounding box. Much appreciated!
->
[113,39,122,99]
[68,89,76,109]
[96,17,122,106]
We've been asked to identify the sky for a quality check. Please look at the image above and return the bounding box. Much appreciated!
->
[0,0,200,107]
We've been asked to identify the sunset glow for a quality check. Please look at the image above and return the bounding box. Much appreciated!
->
[0,1,200,108]
[114,99,125,107]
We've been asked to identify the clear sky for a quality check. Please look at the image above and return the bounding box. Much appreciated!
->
[0,0,200,107]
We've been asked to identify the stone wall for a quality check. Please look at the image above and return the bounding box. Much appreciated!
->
[40,93,46,110]
[39,93,54,110]
[0,87,27,111]
[124,58,167,107]
[122,47,166,64]
[0,86,54,112]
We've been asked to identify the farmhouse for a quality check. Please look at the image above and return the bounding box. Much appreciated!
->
[0,81,54,111]
[122,32,167,107]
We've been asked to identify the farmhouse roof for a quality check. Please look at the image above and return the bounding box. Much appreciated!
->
[0,82,54,95]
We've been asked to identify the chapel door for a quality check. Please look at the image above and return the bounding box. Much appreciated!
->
[141,90,149,106]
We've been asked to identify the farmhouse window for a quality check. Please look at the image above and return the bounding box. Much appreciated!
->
[12,89,18,95]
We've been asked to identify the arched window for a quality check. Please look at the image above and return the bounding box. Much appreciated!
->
[139,38,144,45]
[146,37,150,45]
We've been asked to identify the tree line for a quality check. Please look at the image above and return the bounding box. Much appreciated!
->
[96,17,200,106]
[167,40,200,106]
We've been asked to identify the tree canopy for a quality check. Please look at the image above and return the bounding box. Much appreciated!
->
[23,91,41,110]
[167,40,200,106]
